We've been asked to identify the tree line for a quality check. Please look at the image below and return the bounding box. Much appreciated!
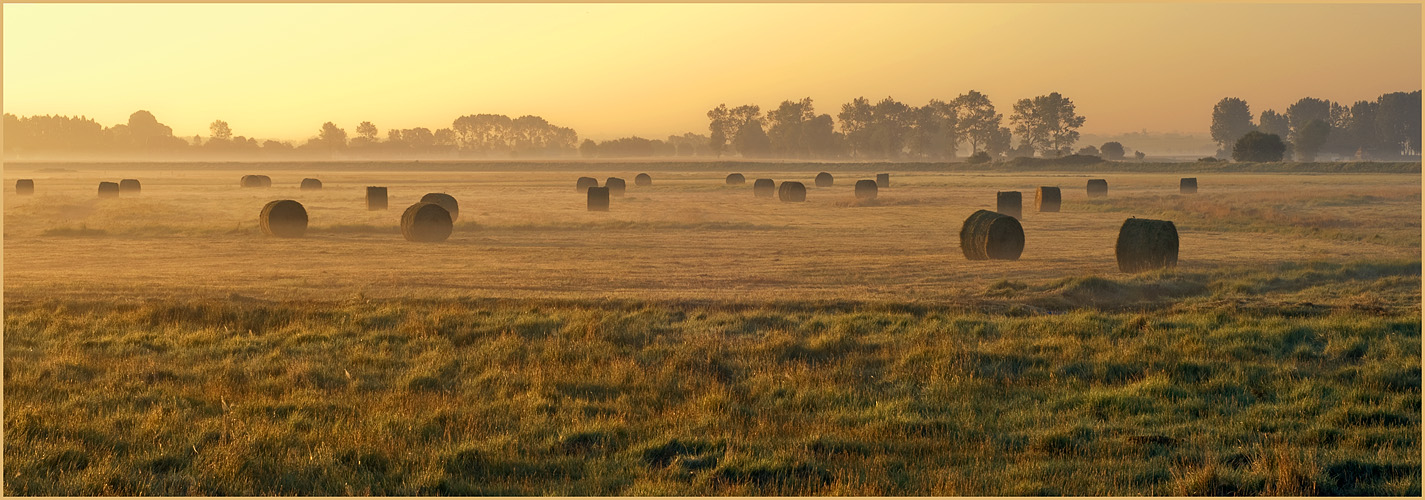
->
[1210,90,1421,161]
[3,111,580,159]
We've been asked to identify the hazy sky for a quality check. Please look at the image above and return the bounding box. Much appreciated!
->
[4,3,1420,142]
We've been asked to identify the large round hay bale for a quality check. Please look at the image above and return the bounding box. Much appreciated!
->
[98,181,120,198]
[15,179,34,195]
[576,176,599,192]
[300,178,323,190]
[1180,178,1198,194]
[1087,179,1108,198]
[778,181,806,202]
[119,179,141,194]
[996,191,1022,219]
[420,193,460,222]
[959,209,1024,260]
[855,179,878,200]
[588,186,610,211]
[1115,218,1178,273]
[259,200,308,238]
[753,178,775,198]
[401,202,453,242]
[815,172,834,187]
[1035,187,1061,212]
[726,173,745,185]
[635,173,652,186]
[605,177,626,196]
[876,173,890,188]
[240,175,271,188]
[366,186,388,211]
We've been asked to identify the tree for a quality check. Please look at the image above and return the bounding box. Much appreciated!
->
[318,122,348,150]
[1258,109,1291,141]
[1346,100,1380,155]
[986,127,1013,158]
[1232,131,1286,162]
[1209,98,1254,157]
[356,121,378,142]
[1375,90,1422,157]
[1285,97,1331,146]
[1010,93,1085,157]
[209,120,233,141]
[837,97,875,158]
[909,100,958,160]
[1293,119,1330,161]
[1100,141,1125,160]
[951,90,1003,155]
[1077,145,1100,156]
[733,121,772,158]
[579,139,598,158]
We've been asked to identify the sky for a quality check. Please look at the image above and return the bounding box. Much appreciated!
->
[3,3,1421,142]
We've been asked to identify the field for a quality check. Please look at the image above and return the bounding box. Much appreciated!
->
[4,161,1421,495]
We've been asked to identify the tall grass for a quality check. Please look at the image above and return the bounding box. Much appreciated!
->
[5,265,1419,495]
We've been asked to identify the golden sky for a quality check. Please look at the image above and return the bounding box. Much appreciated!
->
[3,3,1420,142]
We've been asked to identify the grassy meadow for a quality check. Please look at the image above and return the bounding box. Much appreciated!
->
[3,160,1421,495]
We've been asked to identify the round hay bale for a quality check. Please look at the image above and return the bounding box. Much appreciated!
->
[753,178,775,198]
[726,173,745,185]
[15,179,34,195]
[420,193,460,222]
[241,175,271,188]
[778,181,806,202]
[1035,187,1061,212]
[1087,179,1108,198]
[1180,178,1198,194]
[576,176,599,192]
[300,178,323,190]
[959,209,1024,260]
[635,173,652,186]
[815,172,834,187]
[98,181,120,198]
[876,173,890,188]
[1115,218,1178,273]
[996,191,1022,219]
[605,177,626,196]
[119,179,141,194]
[259,199,308,238]
[401,202,453,242]
[366,186,388,211]
[587,186,610,211]
[854,179,878,200]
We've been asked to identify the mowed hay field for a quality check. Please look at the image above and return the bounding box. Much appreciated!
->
[4,162,1422,496]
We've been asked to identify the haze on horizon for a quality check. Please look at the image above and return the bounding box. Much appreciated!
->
[3,3,1420,143]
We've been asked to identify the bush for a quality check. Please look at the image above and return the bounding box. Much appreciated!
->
[1232,131,1287,162]
[1100,142,1125,160]
[967,151,992,164]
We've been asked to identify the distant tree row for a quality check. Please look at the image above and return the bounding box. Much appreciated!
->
[1210,91,1421,161]
[700,92,1086,160]
[3,111,579,159]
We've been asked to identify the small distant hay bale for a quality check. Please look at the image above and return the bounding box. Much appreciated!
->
[635,173,652,186]
[1087,179,1108,198]
[401,202,453,242]
[854,179,878,200]
[259,200,308,238]
[1115,218,1178,273]
[726,173,745,185]
[1180,178,1198,194]
[959,209,1024,261]
[15,179,34,195]
[367,187,388,211]
[778,181,806,202]
[587,186,610,211]
[300,178,323,190]
[815,172,834,187]
[98,182,120,198]
[876,173,890,188]
[996,191,1022,219]
[605,177,626,196]
[119,179,141,194]
[753,178,775,198]
[241,175,271,188]
[420,192,460,222]
[576,176,599,192]
[1035,187,1061,212]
